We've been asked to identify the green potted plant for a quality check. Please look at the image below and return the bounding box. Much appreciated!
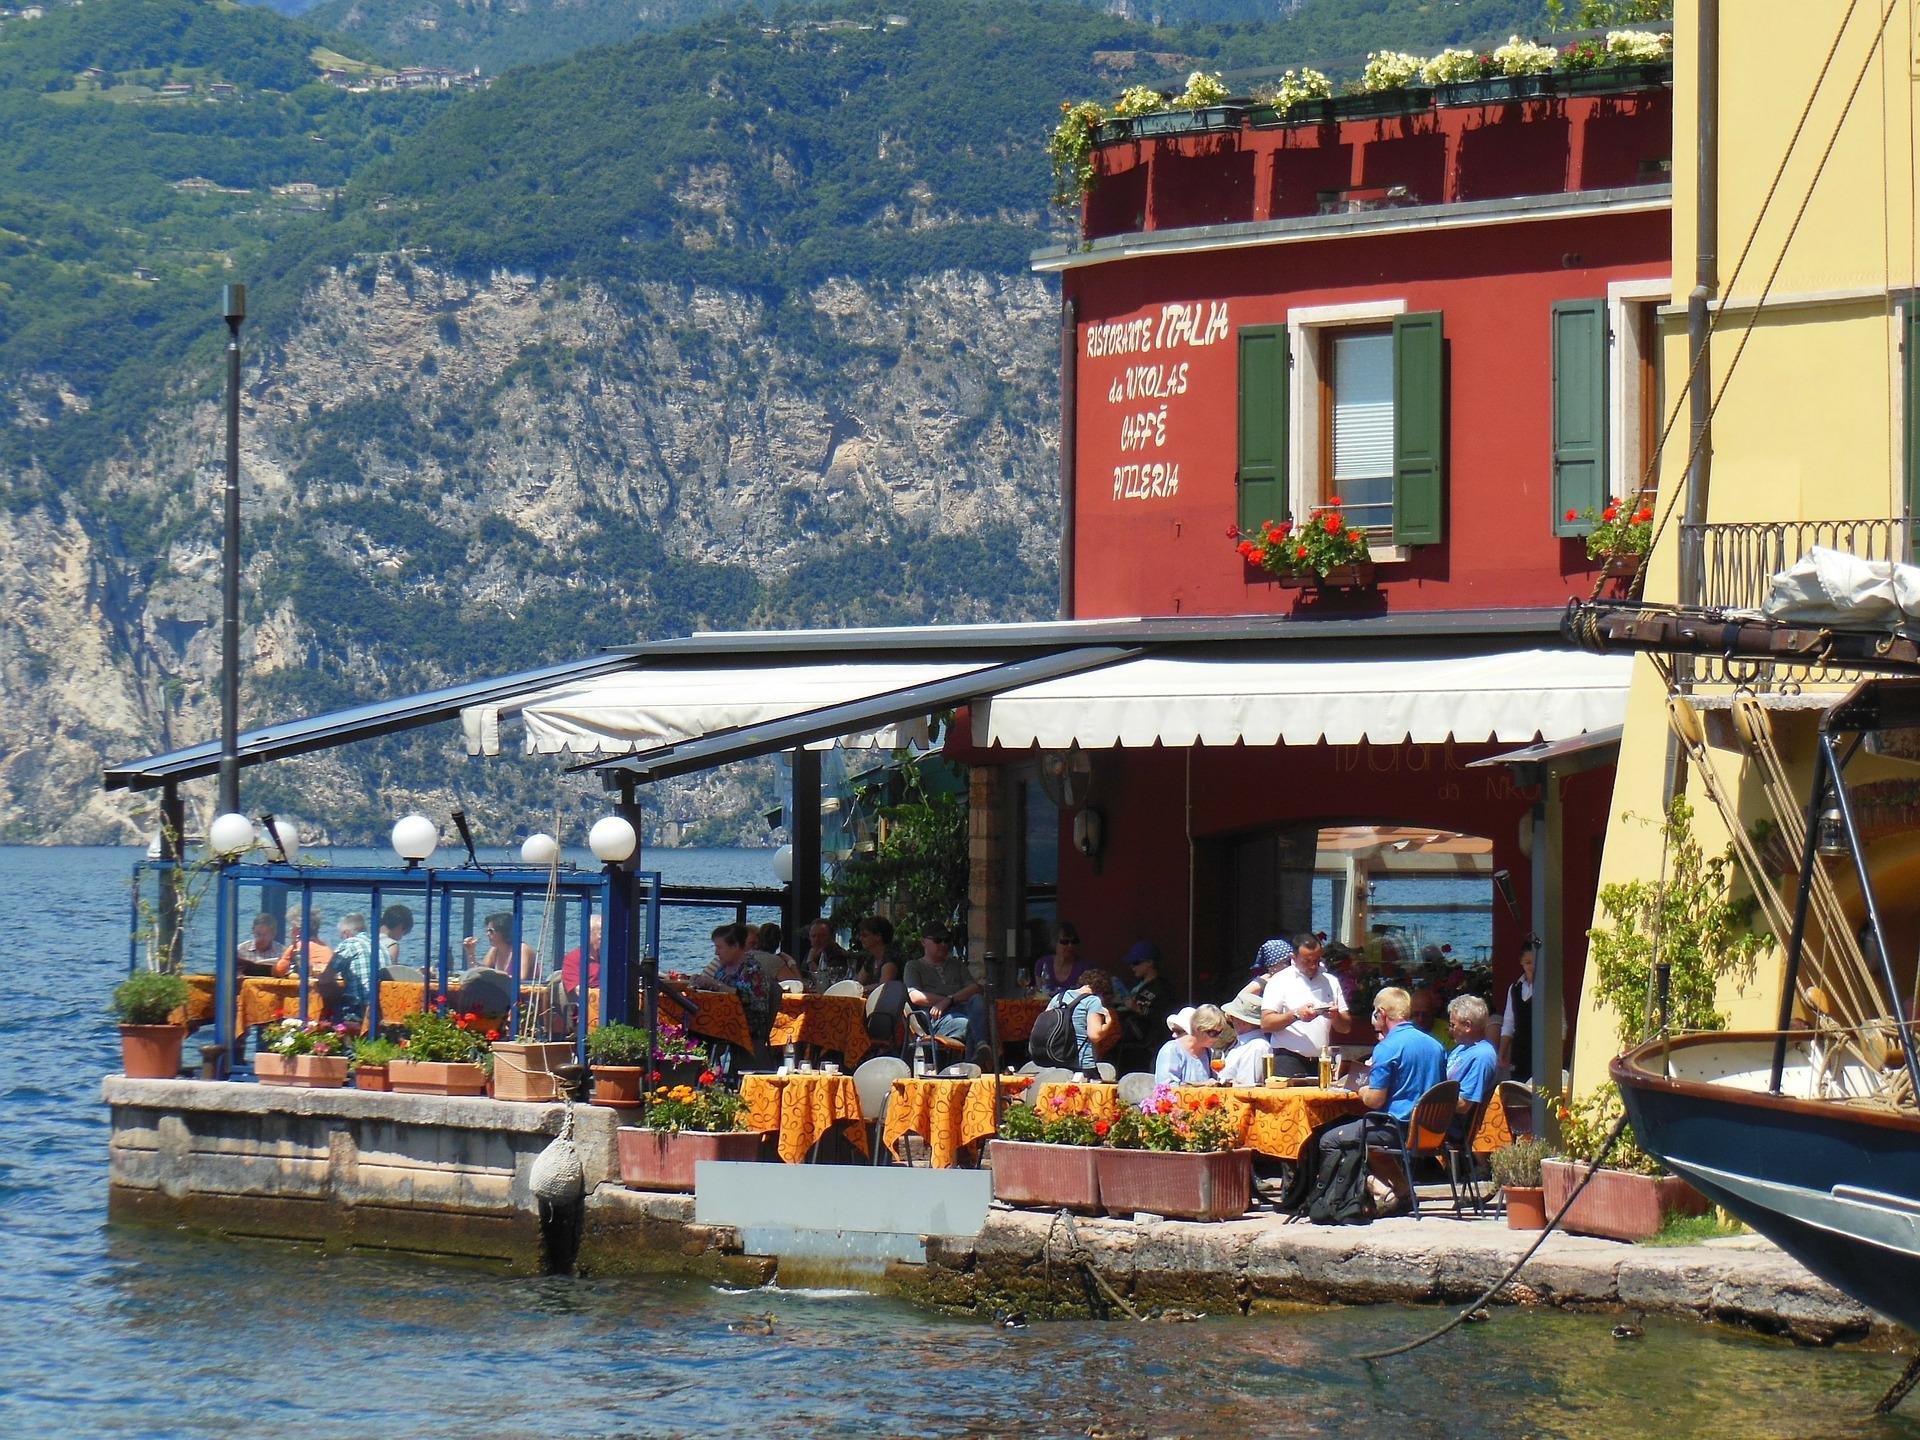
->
[254,1016,353,1088]
[616,1075,757,1191]
[1490,1136,1550,1229]
[1246,67,1333,128]
[586,1023,652,1107]
[1568,494,1655,578]
[111,970,192,1079]
[388,1003,494,1096]
[1334,50,1433,119]
[1096,1085,1252,1221]
[989,1093,1109,1213]
[352,1036,402,1092]
[1544,1084,1709,1241]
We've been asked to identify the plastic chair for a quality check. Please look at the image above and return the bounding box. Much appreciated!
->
[778,978,806,995]
[1094,1061,1117,1082]
[1029,1067,1074,1088]
[1015,1061,1042,1074]
[1497,1080,1536,1138]
[937,1062,982,1079]
[1367,1080,1460,1219]
[823,979,865,998]
[853,1056,909,1165]
[1115,1072,1155,1107]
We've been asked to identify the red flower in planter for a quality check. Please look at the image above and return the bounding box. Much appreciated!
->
[1328,495,1342,505]
[1565,509,1579,522]
[698,1070,716,1086]
[1323,514,1342,534]
[651,1070,662,1081]
[1635,507,1653,523]
[1064,1084,1081,1097]
[1156,1099,1174,1115]
[486,1029,500,1042]
[1226,525,1241,539]
[1093,1119,1110,1137]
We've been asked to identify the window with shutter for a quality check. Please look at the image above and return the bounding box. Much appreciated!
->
[1327,329,1394,531]
[1552,299,1609,537]
[1238,326,1289,534]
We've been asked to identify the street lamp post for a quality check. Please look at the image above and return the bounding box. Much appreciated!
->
[217,283,246,817]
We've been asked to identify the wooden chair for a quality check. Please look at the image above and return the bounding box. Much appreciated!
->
[1448,1096,1493,1212]
[853,1056,909,1166]
[1367,1080,1459,1219]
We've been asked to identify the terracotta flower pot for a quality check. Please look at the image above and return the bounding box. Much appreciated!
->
[989,1139,1102,1213]
[119,1023,187,1080]
[386,1059,489,1097]
[355,1064,391,1092]
[1504,1184,1547,1230]
[491,1041,572,1102]
[1095,1147,1253,1221]
[254,1052,350,1088]
[1541,1158,1709,1242]
[592,1064,645,1108]
[616,1126,762,1192]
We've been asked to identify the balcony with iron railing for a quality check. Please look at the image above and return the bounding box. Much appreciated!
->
[1680,517,1912,689]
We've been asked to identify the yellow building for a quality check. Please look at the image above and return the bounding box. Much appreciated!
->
[1571,0,1920,1088]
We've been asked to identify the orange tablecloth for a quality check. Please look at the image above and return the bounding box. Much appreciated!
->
[1211,1086,1366,1161]
[996,997,1047,1042]
[740,1072,869,1163]
[661,987,755,1053]
[1032,1080,1120,1119]
[177,975,217,1028]
[767,994,871,1062]
[236,977,432,1030]
[883,1075,1029,1168]
[1474,1095,1515,1155]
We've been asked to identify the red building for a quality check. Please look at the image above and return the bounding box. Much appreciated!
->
[991,76,1677,1065]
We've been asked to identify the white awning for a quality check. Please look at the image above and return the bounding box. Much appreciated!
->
[971,648,1632,749]
[463,659,993,757]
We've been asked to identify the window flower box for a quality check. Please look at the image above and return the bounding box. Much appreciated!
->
[617,1126,762,1192]
[1095,1147,1253,1221]
[1435,73,1551,107]
[1550,61,1672,98]
[1097,105,1245,144]
[1317,561,1377,590]
[255,1053,350,1088]
[1540,1157,1709,1242]
[386,1059,489,1097]
[1330,88,1431,122]
[1248,99,1335,129]
[988,1139,1103,1213]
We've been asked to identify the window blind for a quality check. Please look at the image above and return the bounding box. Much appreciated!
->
[1330,331,1394,482]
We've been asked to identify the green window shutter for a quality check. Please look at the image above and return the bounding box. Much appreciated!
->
[1238,326,1289,534]
[1392,310,1445,546]
[1905,297,1920,552]
[1552,299,1610,537]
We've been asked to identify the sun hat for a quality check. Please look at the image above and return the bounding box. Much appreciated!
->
[1166,1006,1197,1037]
[1221,992,1266,1027]
[1252,937,1294,973]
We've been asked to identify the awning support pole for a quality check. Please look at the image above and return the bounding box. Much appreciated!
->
[790,748,822,955]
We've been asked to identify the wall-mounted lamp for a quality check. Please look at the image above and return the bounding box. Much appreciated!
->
[209,811,256,859]
[391,814,439,869]
[588,815,638,866]
[1816,807,1849,859]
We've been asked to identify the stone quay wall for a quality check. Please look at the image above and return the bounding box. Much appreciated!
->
[103,1079,1900,1347]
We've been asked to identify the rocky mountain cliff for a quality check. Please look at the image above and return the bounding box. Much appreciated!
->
[7,258,1059,845]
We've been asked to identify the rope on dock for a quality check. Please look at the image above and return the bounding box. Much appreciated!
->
[1043,1207,1144,1322]
[1355,1114,1629,1363]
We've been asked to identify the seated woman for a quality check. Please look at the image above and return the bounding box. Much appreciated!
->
[463,912,539,977]
[1033,921,1087,996]
[1155,1005,1228,1086]
[853,915,903,987]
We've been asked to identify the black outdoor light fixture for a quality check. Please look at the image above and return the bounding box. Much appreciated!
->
[217,283,246,818]
[451,809,481,867]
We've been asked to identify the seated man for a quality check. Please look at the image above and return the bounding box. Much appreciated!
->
[275,913,367,1026]
[1320,985,1448,1191]
[334,913,375,994]
[378,903,415,975]
[1217,993,1273,1086]
[1445,993,1498,1139]
[237,912,281,976]
[802,917,850,984]
[903,922,990,1062]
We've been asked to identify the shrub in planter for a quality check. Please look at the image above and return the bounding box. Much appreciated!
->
[1490,1136,1550,1230]
[588,1022,651,1106]
[991,1105,1107,1211]
[255,1016,353,1088]
[617,1077,752,1191]
[1232,501,1373,584]
[112,971,192,1079]
[352,1037,402,1092]
[1545,1084,1708,1240]
[388,1003,494,1096]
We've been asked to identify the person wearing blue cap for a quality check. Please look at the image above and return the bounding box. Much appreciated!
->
[1230,937,1294,1011]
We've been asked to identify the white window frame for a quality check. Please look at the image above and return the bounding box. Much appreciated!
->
[1287,298,1409,563]
[1607,277,1672,504]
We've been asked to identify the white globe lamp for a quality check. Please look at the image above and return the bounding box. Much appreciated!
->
[208,811,257,859]
[391,814,439,867]
[261,816,300,864]
[520,832,560,867]
[588,815,637,865]
[771,843,795,884]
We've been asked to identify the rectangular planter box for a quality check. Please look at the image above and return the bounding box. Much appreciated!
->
[1435,74,1550,107]
[491,1041,572,1102]
[1541,1158,1709,1242]
[386,1059,489,1097]
[617,1126,764,1192]
[988,1139,1102,1213]
[1097,105,1245,145]
[1095,1147,1253,1221]
[255,1053,349,1088]
[1317,561,1377,590]
[1550,61,1672,97]
[1248,98,1335,128]
[355,1064,391,1092]
[1330,88,1431,122]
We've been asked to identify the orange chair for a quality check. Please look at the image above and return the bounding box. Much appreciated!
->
[1367,1080,1460,1219]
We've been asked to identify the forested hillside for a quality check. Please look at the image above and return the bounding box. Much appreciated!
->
[0,0,1580,843]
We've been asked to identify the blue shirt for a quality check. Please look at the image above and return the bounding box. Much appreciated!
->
[1447,1037,1498,1105]
[1368,1021,1448,1123]
[1153,1036,1213,1087]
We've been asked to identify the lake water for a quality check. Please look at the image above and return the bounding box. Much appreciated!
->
[6,845,1920,1440]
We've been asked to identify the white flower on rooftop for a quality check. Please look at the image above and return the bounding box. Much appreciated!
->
[1492,36,1556,76]
[1360,51,1423,92]
[1605,30,1671,63]
[1421,48,1482,85]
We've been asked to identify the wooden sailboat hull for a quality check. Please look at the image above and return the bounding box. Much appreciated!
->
[1613,1033,1920,1334]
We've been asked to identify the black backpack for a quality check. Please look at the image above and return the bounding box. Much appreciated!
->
[1028,993,1097,1068]
[1278,1116,1374,1226]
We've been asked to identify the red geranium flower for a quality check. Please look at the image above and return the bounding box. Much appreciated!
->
[462,1011,478,1025]
[1323,514,1342,534]
[1634,507,1653,523]
[1346,529,1362,543]
[1093,1119,1110,1136]
[1156,1099,1174,1114]
[651,1069,662,1081]
[698,1070,716,1086]
[1226,524,1240,539]
[486,1029,500,1042]
[1601,508,1618,523]
[1275,520,1292,537]
[1565,509,1579,522]
[1064,1084,1080,1096]
[1327,495,1342,506]
[1206,1095,1222,1110]
[1296,544,1309,559]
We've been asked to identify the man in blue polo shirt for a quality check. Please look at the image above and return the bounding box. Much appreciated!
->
[1309,985,1447,1216]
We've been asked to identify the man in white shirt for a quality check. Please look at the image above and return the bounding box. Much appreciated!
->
[1217,993,1274,1086]
[1261,934,1350,1078]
